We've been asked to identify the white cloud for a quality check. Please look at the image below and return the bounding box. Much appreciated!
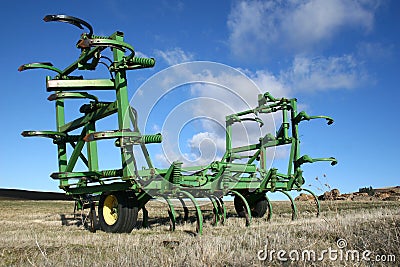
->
[134,51,149,58]
[187,132,225,164]
[281,54,366,91]
[132,61,290,167]
[245,69,291,98]
[282,0,376,45]
[227,0,382,58]
[154,47,195,65]
[152,124,161,132]
[188,69,289,150]
[227,1,278,58]
[133,55,366,168]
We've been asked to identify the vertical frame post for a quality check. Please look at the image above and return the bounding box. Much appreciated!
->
[112,32,136,179]
[53,76,68,188]
[86,122,99,171]
[224,117,232,162]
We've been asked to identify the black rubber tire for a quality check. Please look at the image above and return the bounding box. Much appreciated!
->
[251,198,268,217]
[234,196,268,218]
[234,195,247,218]
[98,191,138,233]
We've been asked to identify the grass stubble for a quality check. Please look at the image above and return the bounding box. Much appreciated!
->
[0,199,398,267]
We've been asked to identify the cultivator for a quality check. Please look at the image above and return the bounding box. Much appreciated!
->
[20,15,337,234]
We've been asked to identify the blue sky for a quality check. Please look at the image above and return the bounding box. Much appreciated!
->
[0,0,399,196]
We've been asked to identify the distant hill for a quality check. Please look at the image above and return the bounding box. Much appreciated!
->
[296,186,400,201]
[0,188,71,200]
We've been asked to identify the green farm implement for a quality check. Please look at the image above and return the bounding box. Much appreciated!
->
[20,15,337,234]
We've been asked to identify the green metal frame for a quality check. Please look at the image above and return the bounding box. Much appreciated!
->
[20,15,337,234]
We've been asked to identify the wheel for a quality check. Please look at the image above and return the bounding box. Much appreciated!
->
[234,195,247,217]
[98,191,138,233]
[234,195,268,218]
[251,198,268,217]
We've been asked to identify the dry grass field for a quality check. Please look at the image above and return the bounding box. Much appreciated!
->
[0,199,398,266]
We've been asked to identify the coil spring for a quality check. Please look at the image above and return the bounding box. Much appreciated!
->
[172,162,182,184]
[101,169,123,178]
[222,166,231,189]
[130,57,155,67]
[143,134,162,144]
[91,35,111,39]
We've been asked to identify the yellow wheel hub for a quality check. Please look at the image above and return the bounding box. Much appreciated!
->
[103,195,118,225]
